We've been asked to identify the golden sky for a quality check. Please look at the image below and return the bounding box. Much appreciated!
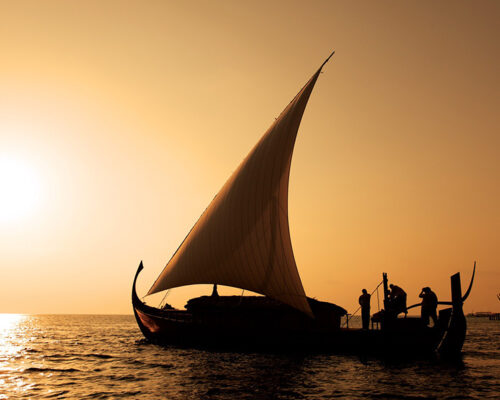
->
[0,0,498,314]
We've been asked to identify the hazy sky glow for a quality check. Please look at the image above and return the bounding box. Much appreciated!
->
[0,0,498,314]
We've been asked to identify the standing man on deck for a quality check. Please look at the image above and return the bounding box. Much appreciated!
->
[419,287,438,326]
[359,289,371,330]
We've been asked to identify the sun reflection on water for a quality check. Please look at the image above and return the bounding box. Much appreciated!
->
[0,314,31,398]
[0,314,26,358]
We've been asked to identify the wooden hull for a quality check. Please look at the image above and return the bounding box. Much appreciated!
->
[133,307,445,356]
[132,264,466,357]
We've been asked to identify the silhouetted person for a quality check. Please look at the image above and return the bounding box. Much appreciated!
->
[389,284,407,316]
[359,289,371,330]
[419,287,438,326]
[211,284,219,297]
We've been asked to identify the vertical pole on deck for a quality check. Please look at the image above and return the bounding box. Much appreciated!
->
[382,273,389,310]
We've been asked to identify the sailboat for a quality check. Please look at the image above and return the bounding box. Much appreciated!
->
[132,53,474,356]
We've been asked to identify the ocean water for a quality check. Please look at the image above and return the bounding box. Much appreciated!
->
[0,314,498,399]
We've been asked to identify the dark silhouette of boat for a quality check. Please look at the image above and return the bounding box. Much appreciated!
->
[132,53,475,357]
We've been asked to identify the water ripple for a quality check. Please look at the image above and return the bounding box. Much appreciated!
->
[0,315,498,399]
[23,367,82,373]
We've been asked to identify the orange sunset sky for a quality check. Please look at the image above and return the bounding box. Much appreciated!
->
[1,1,498,315]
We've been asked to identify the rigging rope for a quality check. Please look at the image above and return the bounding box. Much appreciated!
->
[158,289,171,309]
[376,285,380,311]
[236,289,245,307]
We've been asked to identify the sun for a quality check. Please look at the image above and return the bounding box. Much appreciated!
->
[0,156,42,224]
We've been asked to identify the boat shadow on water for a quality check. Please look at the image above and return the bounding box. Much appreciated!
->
[135,337,467,366]
[132,338,475,400]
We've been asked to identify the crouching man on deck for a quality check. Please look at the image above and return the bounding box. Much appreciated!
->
[389,284,407,317]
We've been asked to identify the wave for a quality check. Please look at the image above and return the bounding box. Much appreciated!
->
[101,374,145,382]
[43,390,69,398]
[80,391,141,399]
[147,362,174,369]
[85,353,114,359]
[128,359,174,369]
[368,394,434,399]
[23,367,81,373]
[44,352,115,361]
[24,348,40,353]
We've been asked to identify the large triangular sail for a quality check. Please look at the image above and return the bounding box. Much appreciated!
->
[148,54,334,316]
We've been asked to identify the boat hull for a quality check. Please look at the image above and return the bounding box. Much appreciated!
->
[132,265,458,356]
[133,304,449,356]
